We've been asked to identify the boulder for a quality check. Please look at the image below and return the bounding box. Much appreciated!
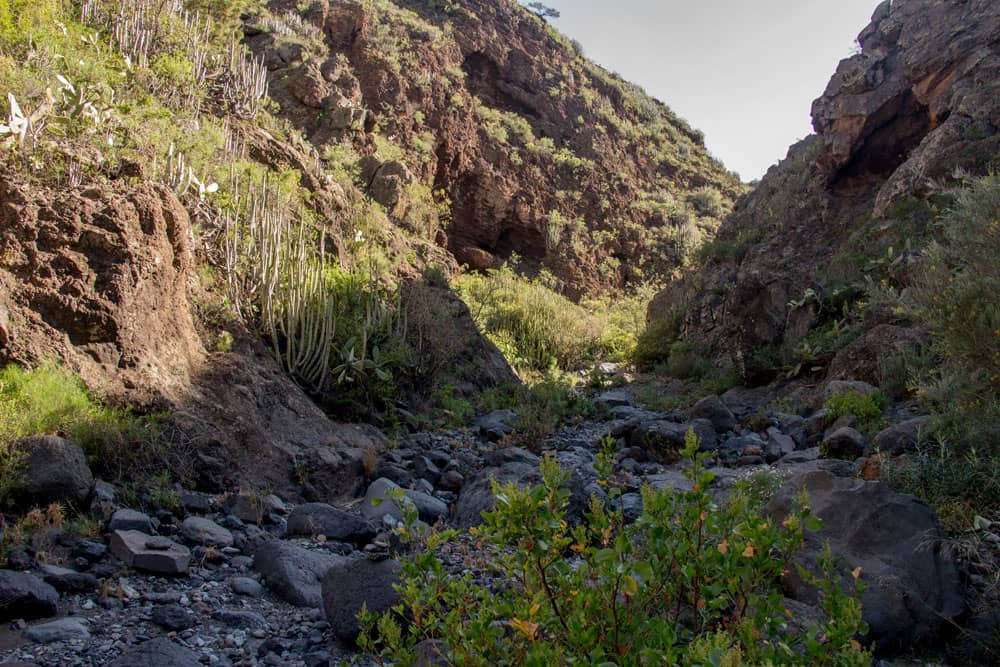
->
[37,564,99,593]
[108,509,155,535]
[14,436,93,509]
[253,540,344,608]
[475,410,517,442]
[873,416,931,455]
[108,637,201,667]
[181,516,234,548]
[361,478,416,525]
[22,617,90,643]
[630,419,715,459]
[109,530,190,575]
[689,395,738,432]
[455,460,538,529]
[0,570,59,621]
[765,470,964,654]
[821,426,867,460]
[286,503,374,544]
[404,489,449,524]
[322,558,402,643]
[765,428,797,463]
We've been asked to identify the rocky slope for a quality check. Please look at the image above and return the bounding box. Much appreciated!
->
[2,379,985,665]
[248,0,742,295]
[650,0,1000,382]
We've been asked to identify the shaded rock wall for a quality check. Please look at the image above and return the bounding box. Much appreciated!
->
[651,0,1000,374]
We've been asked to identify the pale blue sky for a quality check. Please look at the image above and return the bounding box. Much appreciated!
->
[531,0,881,180]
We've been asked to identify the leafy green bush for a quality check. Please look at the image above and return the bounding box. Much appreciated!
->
[454,266,602,373]
[825,390,887,422]
[361,431,870,665]
[0,363,161,498]
[910,174,1000,445]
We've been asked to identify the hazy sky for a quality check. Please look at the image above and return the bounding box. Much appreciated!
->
[533,0,881,180]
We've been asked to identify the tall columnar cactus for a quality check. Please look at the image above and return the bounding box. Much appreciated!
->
[222,173,336,392]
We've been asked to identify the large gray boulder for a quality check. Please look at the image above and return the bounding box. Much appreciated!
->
[108,509,155,534]
[15,435,93,509]
[689,395,738,432]
[181,516,234,548]
[872,416,931,455]
[630,419,716,459]
[454,447,600,529]
[0,570,59,621]
[108,637,201,667]
[361,477,417,525]
[322,557,402,643]
[253,540,344,608]
[286,503,374,544]
[765,470,964,655]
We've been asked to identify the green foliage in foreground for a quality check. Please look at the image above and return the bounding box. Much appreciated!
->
[361,432,870,666]
[0,363,161,503]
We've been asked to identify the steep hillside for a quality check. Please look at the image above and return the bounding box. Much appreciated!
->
[248,0,743,295]
[0,0,739,492]
[650,0,1000,383]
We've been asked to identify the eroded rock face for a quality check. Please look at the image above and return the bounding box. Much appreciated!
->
[765,470,964,655]
[0,176,202,403]
[651,0,1000,376]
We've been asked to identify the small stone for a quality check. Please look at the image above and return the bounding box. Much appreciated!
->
[230,577,264,598]
[151,604,197,631]
[71,538,108,562]
[215,609,268,629]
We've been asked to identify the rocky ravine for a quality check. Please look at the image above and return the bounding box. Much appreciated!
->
[651,0,1000,378]
[1,377,985,666]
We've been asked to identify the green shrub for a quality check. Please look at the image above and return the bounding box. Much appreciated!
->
[881,436,1000,532]
[361,431,870,665]
[433,385,473,427]
[454,266,602,373]
[478,374,598,450]
[688,186,724,217]
[633,309,682,370]
[0,363,161,494]
[911,174,1000,445]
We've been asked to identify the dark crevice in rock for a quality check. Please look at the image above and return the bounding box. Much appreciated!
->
[833,90,931,187]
